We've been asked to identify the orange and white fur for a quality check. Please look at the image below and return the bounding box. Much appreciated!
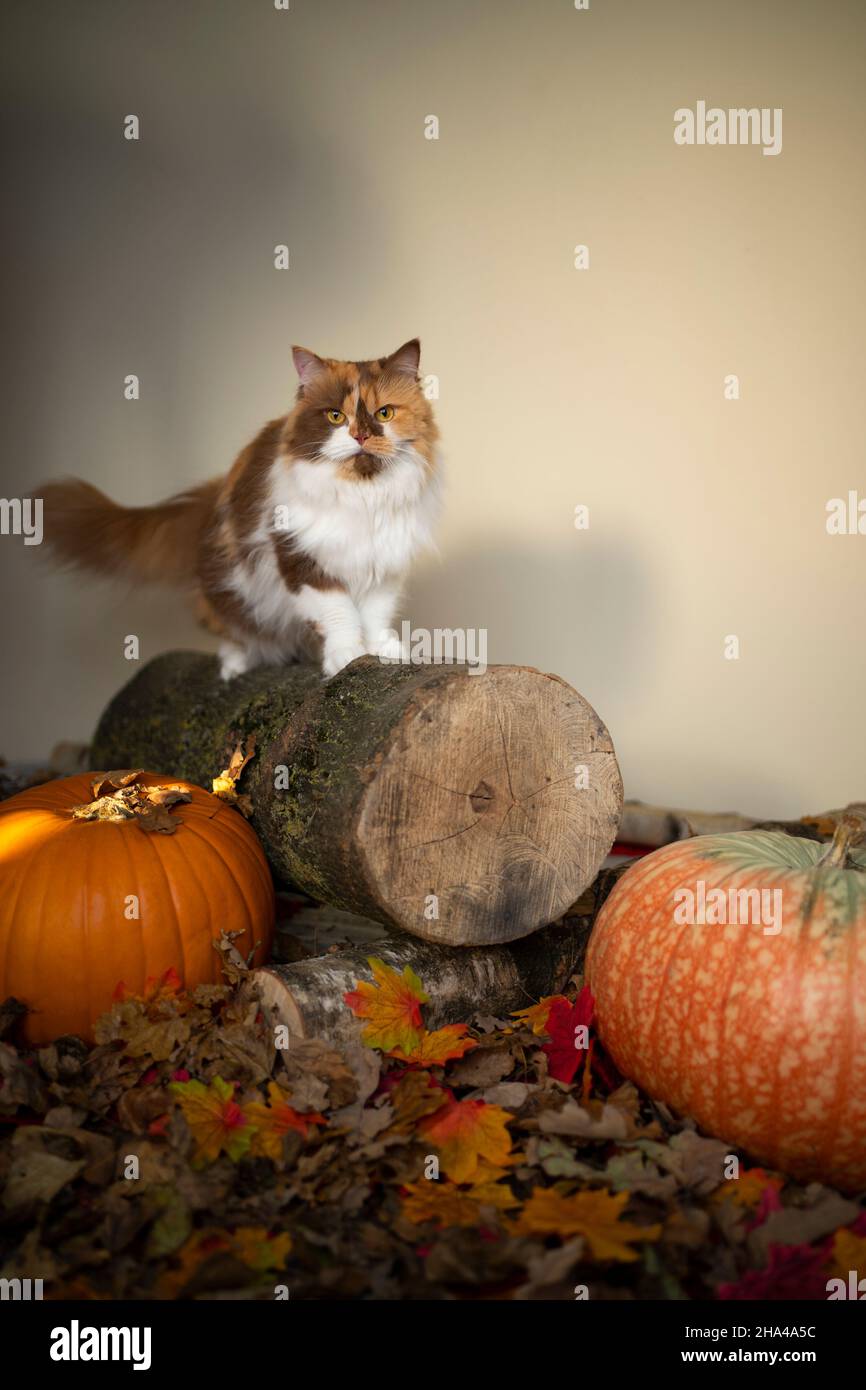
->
[41,340,441,679]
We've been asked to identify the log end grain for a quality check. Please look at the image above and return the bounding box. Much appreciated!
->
[347,663,622,945]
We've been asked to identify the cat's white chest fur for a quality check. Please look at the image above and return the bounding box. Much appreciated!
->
[221,448,441,677]
[266,448,439,597]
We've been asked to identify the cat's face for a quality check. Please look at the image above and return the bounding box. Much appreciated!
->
[287,339,437,478]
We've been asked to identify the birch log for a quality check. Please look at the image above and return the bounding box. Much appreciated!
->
[91,651,623,947]
[251,919,594,1047]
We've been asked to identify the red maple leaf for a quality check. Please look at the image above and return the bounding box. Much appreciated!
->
[718,1243,832,1301]
[542,986,595,1084]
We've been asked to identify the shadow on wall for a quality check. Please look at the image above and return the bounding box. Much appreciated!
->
[405,535,660,713]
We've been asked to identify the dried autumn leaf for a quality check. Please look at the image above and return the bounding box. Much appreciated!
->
[112,966,186,1006]
[212,736,256,816]
[230,1226,292,1272]
[344,957,429,1054]
[417,1095,514,1183]
[712,1167,785,1208]
[91,769,145,797]
[155,1230,233,1299]
[169,1075,256,1164]
[515,1187,661,1262]
[386,1069,447,1134]
[247,1081,326,1160]
[511,995,568,1036]
[401,1177,519,1229]
[827,1227,866,1281]
[541,987,595,1085]
[72,777,192,834]
[389,1024,478,1067]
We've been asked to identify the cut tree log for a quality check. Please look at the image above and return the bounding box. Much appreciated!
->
[250,918,594,1047]
[91,651,623,947]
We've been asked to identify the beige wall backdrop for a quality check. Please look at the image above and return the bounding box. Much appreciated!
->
[1,0,864,815]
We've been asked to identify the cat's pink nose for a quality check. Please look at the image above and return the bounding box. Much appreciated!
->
[353,432,369,446]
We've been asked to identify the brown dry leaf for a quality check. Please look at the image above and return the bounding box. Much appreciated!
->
[748,1189,859,1262]
[281,1037,358,1110]
[91,769,145,797]
[212,736,256,816]
[538,1098,630,1142]
[72,792,137,824]
[116,1086,173,1135]
[386,1069,448,1135]
[0,1040,48,1113]
[602,1150,679,1200]
[449,1043,515,1089]
[480,1081,536,1110]
[213,929,255,981]
[94,997,191,1061]
[2,1130,85,1211]
[0,997,30,1041]
[514,1237,586,1297]
[648,1129,732,1195]
[72,776,192,835]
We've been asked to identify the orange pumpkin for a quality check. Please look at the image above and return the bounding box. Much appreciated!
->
[586,819,866,1191]
[0,771,275,1044]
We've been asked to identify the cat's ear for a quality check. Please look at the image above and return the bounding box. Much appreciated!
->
[292,346,327,388]
[383,339,421,378]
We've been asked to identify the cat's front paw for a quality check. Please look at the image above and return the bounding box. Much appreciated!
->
[219,642,252,681]
[368,633,408,664]
[321,642,368,678]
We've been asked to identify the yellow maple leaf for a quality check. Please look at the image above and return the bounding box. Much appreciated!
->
[511,995,567,1036]
[169,1075,256,1165]
[712,1167,785,1208]
[417,1096,514,1183]
[387,1070,449,1134]
[247,1081,326,1160]
[401,1177,519,1229]
[828,1227,866,1280]
[343,957,429,1053]
[390,1024,478,1066]
[231,1226,293,1272]
[515,1187,661,1261]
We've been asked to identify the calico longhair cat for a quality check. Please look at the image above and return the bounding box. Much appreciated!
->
[41,339,441,679]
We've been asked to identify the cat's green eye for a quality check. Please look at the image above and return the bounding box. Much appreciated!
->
[375,405,395,422]
[326,409,346,425]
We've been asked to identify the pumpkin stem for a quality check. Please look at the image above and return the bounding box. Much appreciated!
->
[817,814,865,870]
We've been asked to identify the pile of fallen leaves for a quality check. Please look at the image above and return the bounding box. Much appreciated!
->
[0,950,863,1301]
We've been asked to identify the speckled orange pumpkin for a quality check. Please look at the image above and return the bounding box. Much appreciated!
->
[586,821,866,1191]
[0,772,275,1044]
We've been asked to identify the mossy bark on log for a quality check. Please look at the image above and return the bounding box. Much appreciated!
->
[250,918,594,1047]
[91,651,623,946]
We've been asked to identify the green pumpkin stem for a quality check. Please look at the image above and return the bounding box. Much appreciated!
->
[818,814,865,870]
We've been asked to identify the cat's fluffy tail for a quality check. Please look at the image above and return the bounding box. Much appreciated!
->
[37,477,221,585]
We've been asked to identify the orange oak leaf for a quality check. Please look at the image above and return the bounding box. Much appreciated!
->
[247,1081,325,1159]
[344,957,429,1053]
[511,995,568,1036]
[390,1024,478,1067]
[417,1096,514,1183]
[515,1187,661,1261]
[169,1075,256,1165]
